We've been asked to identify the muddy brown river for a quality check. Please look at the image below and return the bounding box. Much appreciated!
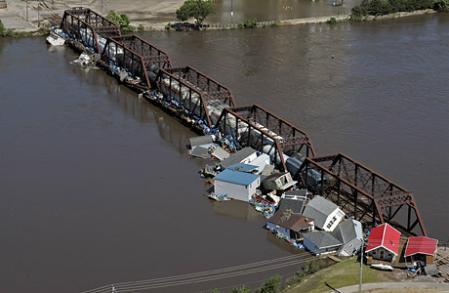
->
[0,14,448,293]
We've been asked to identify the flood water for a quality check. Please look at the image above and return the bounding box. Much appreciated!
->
[208,0,359,24]
[1,14,449,293]
[148,0,359,24]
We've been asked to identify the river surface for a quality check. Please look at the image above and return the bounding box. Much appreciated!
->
[1,14,448,293]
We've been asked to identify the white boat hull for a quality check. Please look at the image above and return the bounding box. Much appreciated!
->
[46,35,65,46]
[371,263,394,271]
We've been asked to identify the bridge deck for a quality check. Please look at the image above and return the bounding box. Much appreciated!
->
[59,7,427,237]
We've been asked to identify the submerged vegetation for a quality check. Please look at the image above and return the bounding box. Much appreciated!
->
[327,17,338,25]
[351,0,436,19]
[239,19,258,29]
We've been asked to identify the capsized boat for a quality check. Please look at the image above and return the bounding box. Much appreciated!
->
[46,27,67,46]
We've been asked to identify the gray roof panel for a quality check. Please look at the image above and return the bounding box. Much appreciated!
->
[303,231,342,249]
[307,195,339,215]
[279,197,308,214]
[221,147,257,168]
[303,206,327,229]
[189,135,214,148]
[332,219,363,244]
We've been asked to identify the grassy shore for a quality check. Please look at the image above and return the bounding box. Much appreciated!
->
[2,28,49,37]
[284,258,398,293]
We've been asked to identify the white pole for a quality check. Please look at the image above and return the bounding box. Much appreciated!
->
[359,239,364,293]
[37,1,40,28]
[26,0,29,22]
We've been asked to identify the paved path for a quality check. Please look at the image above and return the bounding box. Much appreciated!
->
[338,282,449,292]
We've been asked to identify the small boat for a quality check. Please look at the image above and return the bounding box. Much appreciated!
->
[73,52,93,66]
[254,204,267,212]
[292,241,304,249]
[251,194,275,207]
[46,28,67,46]
[46,32,65,46]
[371,263,394,271]
[208,193,230,201]
[263,208,275,219]
[125,75,142,85]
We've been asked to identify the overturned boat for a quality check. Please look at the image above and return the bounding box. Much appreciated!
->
[46,27,67,46]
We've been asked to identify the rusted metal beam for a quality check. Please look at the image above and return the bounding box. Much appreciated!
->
[166,66,235,107]
[112,34,171,69]
[60,7,427,238]
[61,7,120,53]
[308,154,426,236]
[215,105,315,171]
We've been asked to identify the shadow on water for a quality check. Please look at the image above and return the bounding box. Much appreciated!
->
[0,39,4,56]
[70,61,197,155]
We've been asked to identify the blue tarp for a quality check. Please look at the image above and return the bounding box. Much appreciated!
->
[215,169,258,186]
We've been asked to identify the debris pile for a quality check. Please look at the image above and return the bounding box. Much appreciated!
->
[189,134,365,255]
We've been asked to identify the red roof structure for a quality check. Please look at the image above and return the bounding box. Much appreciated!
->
[366,223,401,256]
[404,236,438,257]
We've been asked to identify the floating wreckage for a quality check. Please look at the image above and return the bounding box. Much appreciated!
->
[46,27,68,46]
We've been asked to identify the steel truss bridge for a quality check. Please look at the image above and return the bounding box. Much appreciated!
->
[59,7,427,236]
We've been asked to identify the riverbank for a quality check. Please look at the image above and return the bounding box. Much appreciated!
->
[354,8,437,21]
[283,258,400,293]
[282,257,449,293]
[144,8,438,31]
[0,26,48,37]
[0,2,440,36]
[0,0,184,35]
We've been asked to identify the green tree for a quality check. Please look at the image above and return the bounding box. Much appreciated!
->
[259,274,281,293]
[176,5,190,21]
[231,286,251,293]
[176,0,213,25]
[106,10,134,33]
[351,0,435,17]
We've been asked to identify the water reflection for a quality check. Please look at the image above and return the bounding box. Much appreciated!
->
[0,38,6,57]
[71,61,195,154]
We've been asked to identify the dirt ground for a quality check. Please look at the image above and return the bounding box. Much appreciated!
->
[366,289,441,293]
[0,0,183,31]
